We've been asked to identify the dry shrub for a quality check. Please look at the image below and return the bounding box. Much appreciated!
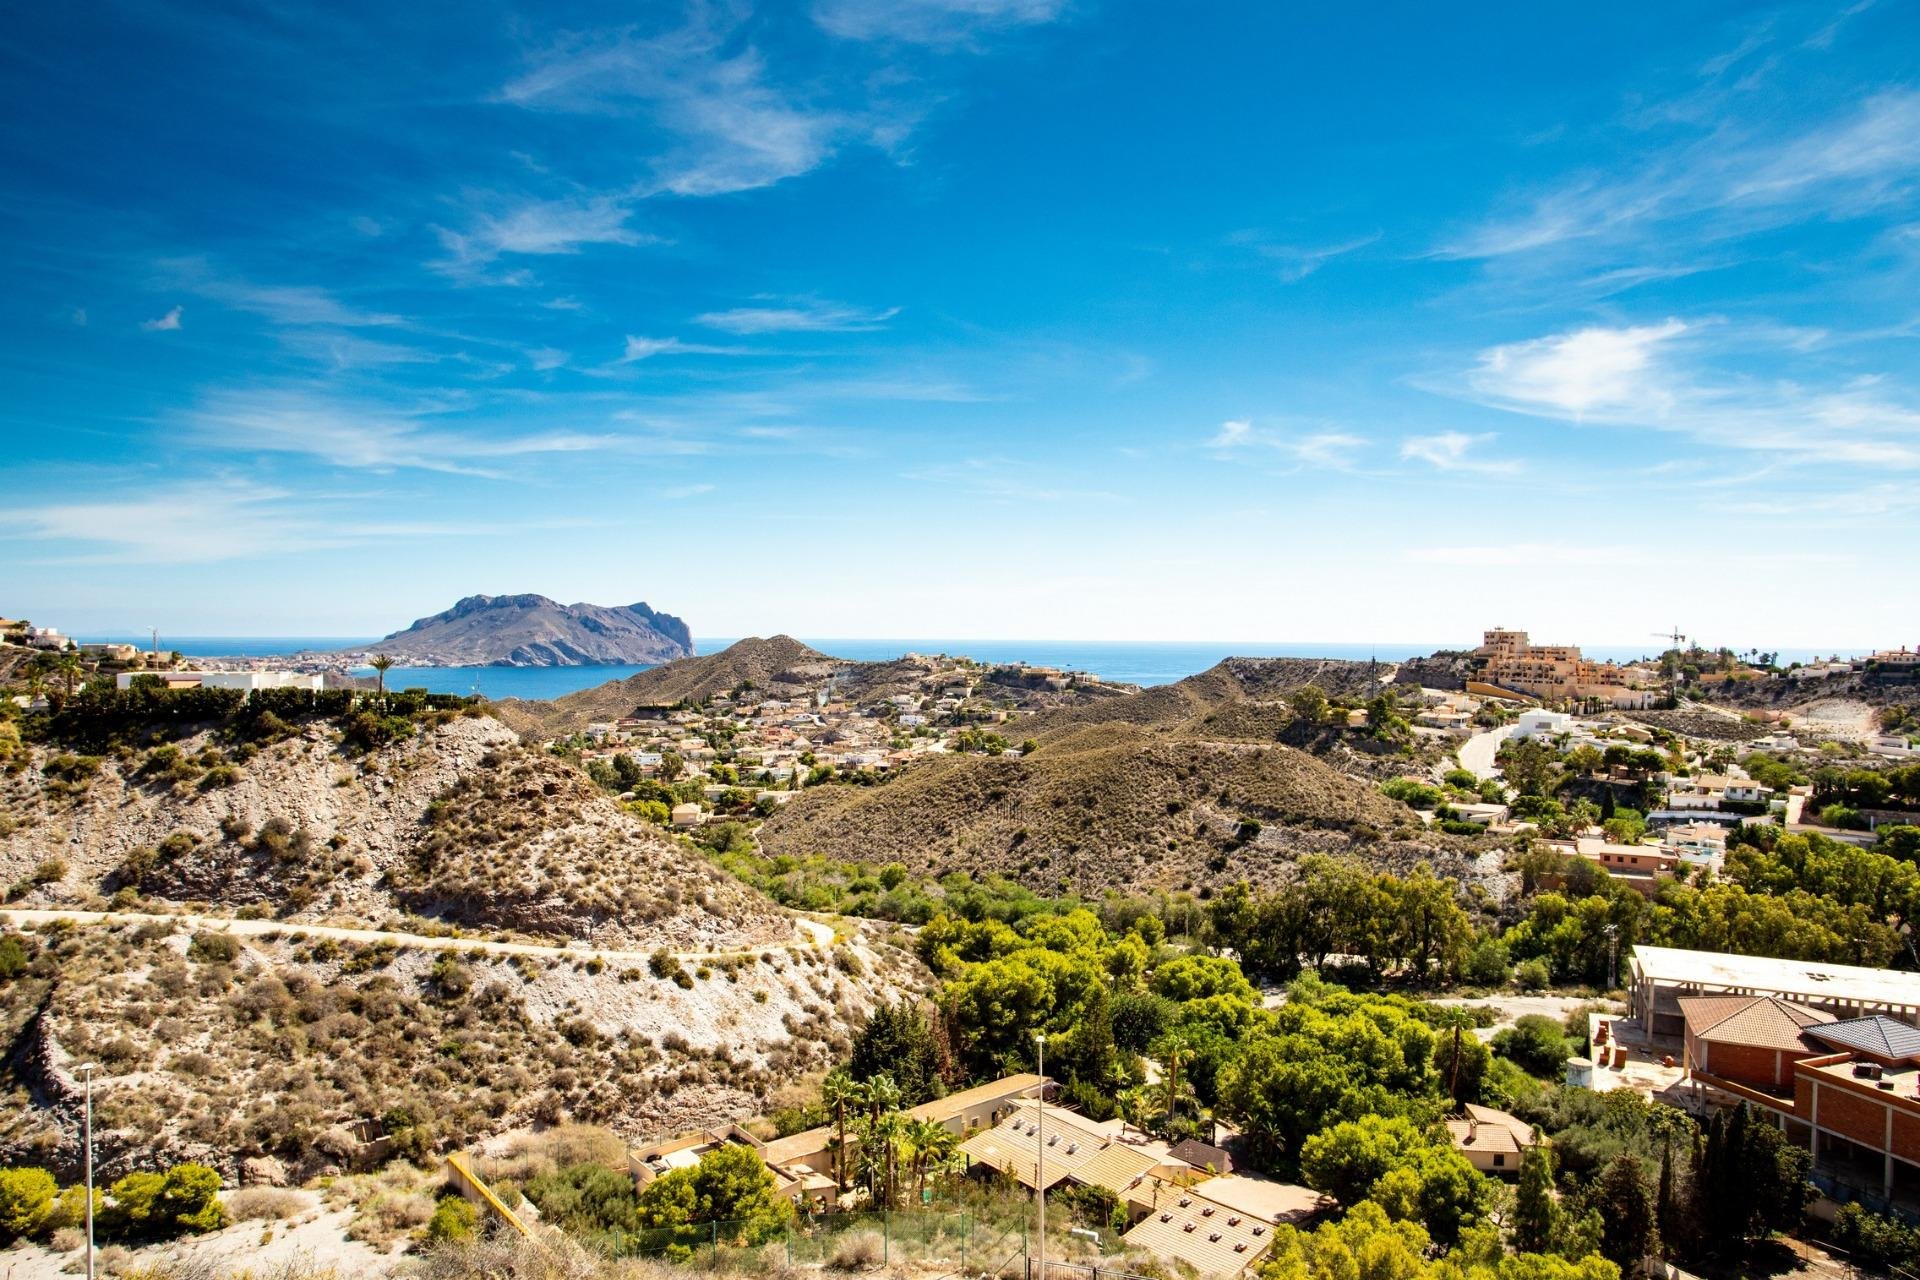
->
[224,1185,309,1222]
[828,1230,885,1270]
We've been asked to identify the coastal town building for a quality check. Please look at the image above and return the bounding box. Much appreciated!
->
[1472,629,1655,709]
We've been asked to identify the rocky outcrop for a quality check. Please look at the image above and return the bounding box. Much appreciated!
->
[357,594,693,667]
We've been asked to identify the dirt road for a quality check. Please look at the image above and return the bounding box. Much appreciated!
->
[0,906,835,961]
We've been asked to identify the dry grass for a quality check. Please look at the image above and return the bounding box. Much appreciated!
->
[222,1186,309,1222]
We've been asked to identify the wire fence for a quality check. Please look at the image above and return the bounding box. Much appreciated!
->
[589,1207,1032,1274]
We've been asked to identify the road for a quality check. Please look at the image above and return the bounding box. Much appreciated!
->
[1457,724,1516,781]
[0,907,836,962]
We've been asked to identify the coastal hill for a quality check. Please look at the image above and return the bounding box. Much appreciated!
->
[0,709,921,1176]
[491,635,1134,738]
[758,655,1485,897]
[493,635,841,734]
[358,593,693,667]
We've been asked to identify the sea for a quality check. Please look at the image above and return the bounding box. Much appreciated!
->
[79,635,1846,702]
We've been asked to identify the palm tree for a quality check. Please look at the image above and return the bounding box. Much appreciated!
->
[369,654,396,705]
[1159,1035,1189,1139]
[905,1118,956,1203]
[822,1069,861,1193]
[53,651,82,699]
[865,1072,900,1125]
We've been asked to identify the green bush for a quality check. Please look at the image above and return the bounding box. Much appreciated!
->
[0,1166,56,1242]
[425,1194,478,1243]
[1515,959,1551,991]
[1492,1015,1574,1078]
[100,1163,226,1240]
[188,932,241,964]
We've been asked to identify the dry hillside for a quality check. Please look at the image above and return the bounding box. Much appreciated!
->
[0,914,922,1182]
[0,714,782,950]
[493,635,841,736]
[759,721,1476,896]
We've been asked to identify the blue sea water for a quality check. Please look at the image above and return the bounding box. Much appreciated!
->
[86,634,1844,701]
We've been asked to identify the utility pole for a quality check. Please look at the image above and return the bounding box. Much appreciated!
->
[79,1062,96,1280]
[1033,1033,1047,1280]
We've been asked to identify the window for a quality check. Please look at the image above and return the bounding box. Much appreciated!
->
[1493,1154,1505,1167]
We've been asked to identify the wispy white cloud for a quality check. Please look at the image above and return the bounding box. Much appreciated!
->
[657,482,716,500]
[529,347,570,371]
[695,300,899,334]
[141,306,183,332]
[814,0,1066,46]
[162,261,403,327]
[1458,318,1920,468]
[1440,89,1920,260]
[1206,419,1366,469]
[1398,432,1522,474]
[499,20,855,197]
[183,389,612,478]
[433,195,656,279]
[2,477,594,564]
[69,307,87,327]
[619,335,749,362]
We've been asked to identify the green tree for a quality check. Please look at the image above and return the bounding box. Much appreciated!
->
[1513,1143,1556,1255]
[637,1145,794,1245]
[101,1163,226,1240]
[0,1166,56,1242]
[1592,1154,1656,1272]
[849,1001,943,1105]
[1289,684,1329,723]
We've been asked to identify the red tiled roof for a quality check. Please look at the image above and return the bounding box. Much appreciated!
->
[1679,994,1833,1053]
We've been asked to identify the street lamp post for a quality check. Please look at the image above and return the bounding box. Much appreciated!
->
[78,1063,96,1280]
[1033,1032,1047,1280]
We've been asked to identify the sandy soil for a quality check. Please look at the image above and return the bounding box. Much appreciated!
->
[0,1198,400,1280]
[1781,698,1880,742]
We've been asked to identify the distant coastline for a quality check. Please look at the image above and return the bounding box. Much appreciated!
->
[68,634,1852,700]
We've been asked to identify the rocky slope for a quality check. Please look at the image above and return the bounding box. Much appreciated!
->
[0,913,923,1182]
[494,635,840,736]
[357,594,693,667]
[0,714,777,950]
[0,712,927,1179]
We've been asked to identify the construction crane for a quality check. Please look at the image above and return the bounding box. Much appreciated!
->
[1651,626,1688,706]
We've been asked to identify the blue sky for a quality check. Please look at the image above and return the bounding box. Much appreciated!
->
[3,0,1917,649]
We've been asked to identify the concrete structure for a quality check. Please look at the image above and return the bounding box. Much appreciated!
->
[1445,1103,1539,1175]
[1631,945,1920,1040]
[1514,709,1574,740]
